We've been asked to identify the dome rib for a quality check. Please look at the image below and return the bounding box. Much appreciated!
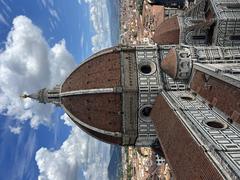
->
[62,104,122,137]
[60,47,124,144]
[60,87,120,97]
[73,119,122,145]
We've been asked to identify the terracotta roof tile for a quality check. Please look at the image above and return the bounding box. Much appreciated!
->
[191,70,240,124]
[151,95,223,179]
[152,16,180,44]
[62,94,122,133]
[160,48,178,79]
[62,51,121,92]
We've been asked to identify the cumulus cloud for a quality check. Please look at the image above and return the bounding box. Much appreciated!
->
[9,125,22,134]
[36,114,110,180]
[84,0,111,52]
[36,127,88,180]
[0,15,76,128]
[60,113,75,127]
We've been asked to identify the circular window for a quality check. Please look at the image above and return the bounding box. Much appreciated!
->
[139,61,156,75]
[141,65,151,74]
[205,120,227,130]
[142,107,152,117]
[139,105,152,122]
[180,95,195,101]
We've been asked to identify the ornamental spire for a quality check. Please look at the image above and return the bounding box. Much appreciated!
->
[21,85,61,106]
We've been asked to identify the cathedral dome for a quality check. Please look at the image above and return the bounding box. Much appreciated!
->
[60,47,123,144]
[24,44,160,146]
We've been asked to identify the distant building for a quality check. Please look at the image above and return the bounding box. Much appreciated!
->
[155,153,165,166]
[153,0,240,46]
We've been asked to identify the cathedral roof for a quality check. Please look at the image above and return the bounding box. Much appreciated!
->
[61,94,122,133]
[160,48,178,79]
[152,16,180,44]
[60,46,123,144]
[61,47,121,91]
[150,95,224,179]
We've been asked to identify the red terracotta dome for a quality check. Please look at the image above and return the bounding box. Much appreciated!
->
[152,16,180,44]
[61,48,121,91]
[60,47,124,144]
[160,48,178,79]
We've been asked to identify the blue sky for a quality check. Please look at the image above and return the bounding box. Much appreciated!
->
[0,0,119,179]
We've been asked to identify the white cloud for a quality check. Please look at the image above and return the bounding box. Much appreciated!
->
[0,15,76,128]
[36,127,88,180]
[40,0,54,8]
[48,0,54,6]
[0,0,12,12]
[41,0,47,7]
[2,8,10,19]
[60,113,74,127]
[36,114,110,180]
[49,8,60,21]
[0,13,9,26]
[9,125,22,134]
[80,34,84,49]
[40,0,59,25]
[49,18,56,31]
[84,0,111,52]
